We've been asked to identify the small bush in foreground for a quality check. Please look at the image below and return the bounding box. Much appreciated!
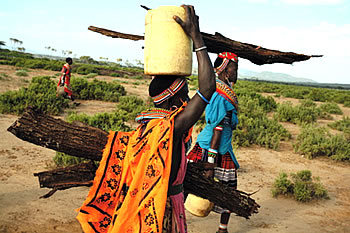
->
[272,170,329,202]
[344,101,350,107]
[293,124,350,161]
[328,117,350,135]
[275,101,319,124]
[117,96,152,120]
[15,70,28,76]
[0,76,69,115]
[319,102,343,115]
[71,77,126,102]
[83,73,98,79]
[53,152,88,167]
[232,95,291,150]
[0,73,10,80]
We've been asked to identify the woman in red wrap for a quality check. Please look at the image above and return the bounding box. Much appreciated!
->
[57,57,74,100]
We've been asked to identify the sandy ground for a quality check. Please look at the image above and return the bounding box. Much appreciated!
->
[0,65,350,233]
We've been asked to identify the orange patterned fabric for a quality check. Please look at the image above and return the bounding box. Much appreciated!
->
[77,106,185,233]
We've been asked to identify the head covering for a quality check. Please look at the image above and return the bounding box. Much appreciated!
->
[214,52,238,75]
[151,78,186,105]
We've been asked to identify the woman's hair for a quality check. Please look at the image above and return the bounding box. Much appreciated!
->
[66,57,73,63]
[213,56,224,68]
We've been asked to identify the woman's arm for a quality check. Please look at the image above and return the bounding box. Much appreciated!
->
[173,5,216,136]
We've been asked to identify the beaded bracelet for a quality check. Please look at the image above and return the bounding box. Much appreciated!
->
[214,125,223,131]
[208,149,217,164]
[208,148,218,154]
[195,46,207,52]
[196,90,210,104]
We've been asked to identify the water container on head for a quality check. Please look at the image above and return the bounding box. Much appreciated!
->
[144,6,193,76]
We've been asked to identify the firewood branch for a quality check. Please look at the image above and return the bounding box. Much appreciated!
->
[8,107,260,219]
[88,25,322,65]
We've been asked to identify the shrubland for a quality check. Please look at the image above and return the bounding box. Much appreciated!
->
[293,124,350,161]
[271,170,329,202]
[0,76,126,115]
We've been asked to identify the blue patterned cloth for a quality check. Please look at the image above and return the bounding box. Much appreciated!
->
[196,91,239,168]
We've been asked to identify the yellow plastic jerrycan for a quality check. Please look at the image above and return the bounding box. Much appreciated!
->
[144,6,193,76]
[184,193,214,217]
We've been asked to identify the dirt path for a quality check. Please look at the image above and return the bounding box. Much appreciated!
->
[0,65,349,233]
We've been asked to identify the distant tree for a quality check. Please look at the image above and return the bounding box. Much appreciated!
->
[9,38,16,49]
[9,38,22,50]
[65,50,73,56]
[80,55,97,64]
[134,59,143,67]
[125,59,133,67]
[99,57,109,62]
[0,41,5,49]
[17,47,26,52]
[45,46,52,55]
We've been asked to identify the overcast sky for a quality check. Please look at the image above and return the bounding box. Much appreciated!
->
[1,0,349,84]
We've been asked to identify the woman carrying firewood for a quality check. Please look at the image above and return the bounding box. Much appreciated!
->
[187,52,239,233]
[77,5,216,233]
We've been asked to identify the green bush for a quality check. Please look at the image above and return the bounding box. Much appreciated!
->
[344,101,350,107]
[232,95,290,150]
[328,117,350,134]
[237,89,277,112]
[117,96,152,120]
[271,172,293,197]
[131,75,143,80]
[71,78,126,102]
[53,152,89,167]
[66,110,131,132]
[293,124,350,161]
[319,102,343,115]
[272,170,328,202]
[0,73,10,80]
[110,73,121,77]
[275,101,319,124]
[188,75,199,89]
[83,73,98,79]
[15,70,28,76]
[281,88,309,99]
[75,64,99,75]
[299,99,317,108]
[0,76,69,115]
[236,79,350,105]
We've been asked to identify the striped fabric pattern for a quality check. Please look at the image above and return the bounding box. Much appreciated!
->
[135,108,171,124]
[216,79,239,111]
[215,52,238,75]
[152,78,186,105]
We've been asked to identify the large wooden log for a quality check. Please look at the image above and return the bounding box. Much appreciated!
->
[33,161,259,218]
[8,108,260,219]
[88,25,322,65]
[33,161,97,198]
[7,107,107,161]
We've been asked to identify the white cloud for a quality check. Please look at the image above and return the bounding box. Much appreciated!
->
[281,0,344,5]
